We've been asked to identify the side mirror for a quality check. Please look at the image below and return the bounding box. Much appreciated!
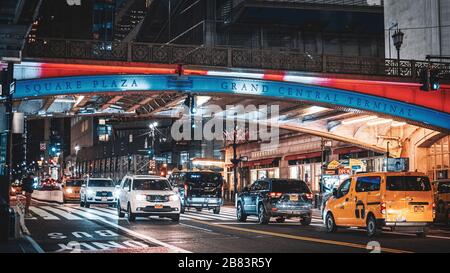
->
[243,187,249,192]
[332,188,338,198]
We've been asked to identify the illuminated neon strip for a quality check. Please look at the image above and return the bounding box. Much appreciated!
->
[13,74,450,130]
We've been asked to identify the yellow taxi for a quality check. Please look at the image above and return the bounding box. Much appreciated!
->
[433,179,450,224]
[323,172,435,237]
[62,178,83,202]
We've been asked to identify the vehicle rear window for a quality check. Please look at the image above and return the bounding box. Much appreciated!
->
[437,182,450,193]
[185,173,223,185]
[133,179,171,191]
[66,180,82,187]
[356,176,381,192]
[88,179,114,187]
[386,176,431,191]
[271,180,311,193]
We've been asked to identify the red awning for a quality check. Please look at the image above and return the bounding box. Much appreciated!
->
[334,147,365,155]
[242,158,279,167]
[284,152,322,161]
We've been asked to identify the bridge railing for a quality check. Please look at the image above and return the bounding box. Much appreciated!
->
[23,38,450,80]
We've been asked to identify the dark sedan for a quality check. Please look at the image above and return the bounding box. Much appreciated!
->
[236,179,313,225]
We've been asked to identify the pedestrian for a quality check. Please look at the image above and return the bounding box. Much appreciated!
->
[22,172,35,216]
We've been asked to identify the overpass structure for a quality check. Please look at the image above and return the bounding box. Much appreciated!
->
[3,38,450,171]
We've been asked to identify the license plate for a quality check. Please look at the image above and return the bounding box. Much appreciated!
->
[290,195,298,202]
[101,197,107,201]
[414,206,424,213]
[154,204,163,209]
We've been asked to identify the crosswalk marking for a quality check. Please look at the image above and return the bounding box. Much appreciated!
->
[57,206,102,220]
[29,206,60,220]
[40,206,82,220]
[78,207,120,220]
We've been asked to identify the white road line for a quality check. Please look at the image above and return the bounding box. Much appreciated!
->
[57,206,102,220]
[95,218,190,253]
[179,223,213,233]
[29,206,60,220]
[92,207,117,213]
[181,214,216,221]
[185,212,234,221]
[77,207,120,220]
[40,206,82,220]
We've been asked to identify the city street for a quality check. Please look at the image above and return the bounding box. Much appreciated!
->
[22,199,450,253]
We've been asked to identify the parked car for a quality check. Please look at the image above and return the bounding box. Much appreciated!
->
[236,179,313,225]
[80,177,116,208]
[169,171,223,214]
[61,178,83,202]
[117,175,180,222]
[323,172,435,237]
[433,179,450,225]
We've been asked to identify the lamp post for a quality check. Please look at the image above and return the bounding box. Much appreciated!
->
[392,28,404,76]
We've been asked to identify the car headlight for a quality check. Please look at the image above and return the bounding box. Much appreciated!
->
[87,189,95,196]
[169,194,179,202]
[66,188,73,194]
[136,194,146,201]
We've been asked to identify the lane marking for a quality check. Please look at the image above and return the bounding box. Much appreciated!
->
[95,218,190,253]
[179,223,214,233]
[24,235,45,253]
[186,219,413,253]
[29,206,60,220]
[40,206,82,220]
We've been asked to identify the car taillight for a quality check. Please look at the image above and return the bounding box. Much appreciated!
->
[184,184,188,196]
[380,202,386,215]
[305,193,313,200]
[269,192,282,199]
[432,202,436,217]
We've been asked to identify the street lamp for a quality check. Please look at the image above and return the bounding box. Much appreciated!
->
[392,28,404,76]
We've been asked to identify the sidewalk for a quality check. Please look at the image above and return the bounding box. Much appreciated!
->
[0,236,42,253]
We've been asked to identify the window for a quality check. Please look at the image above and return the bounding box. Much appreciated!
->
[122,178,130,190]
[259,181,270,191]
[133,179,171,191]
[356,176,381,192]
[438,182,450,194]
[271,180,310,193]
[250,181,260,191]
[386,176,431,191]
[337,179,351,198]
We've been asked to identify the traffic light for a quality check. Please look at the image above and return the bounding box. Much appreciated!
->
[420,67,441,91]
[430,69,440,91]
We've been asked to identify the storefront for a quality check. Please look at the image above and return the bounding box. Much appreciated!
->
[245,158,280,185]
[427,136,450,180]
[286,152,322,192]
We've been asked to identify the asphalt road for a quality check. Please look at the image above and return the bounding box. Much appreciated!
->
[20,199,450,253]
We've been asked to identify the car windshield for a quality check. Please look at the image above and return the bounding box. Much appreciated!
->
[88,179,114,187]
[133,179,172,191]
[66,180,82,187]
[271,180,311,193]
[386,176,431,191]
[185,172,223,185]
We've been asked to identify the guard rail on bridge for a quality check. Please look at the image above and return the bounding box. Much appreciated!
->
[23,38,450,81]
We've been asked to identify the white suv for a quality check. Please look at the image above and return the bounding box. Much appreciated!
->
[80,177,117,208]
[117,175,181,222]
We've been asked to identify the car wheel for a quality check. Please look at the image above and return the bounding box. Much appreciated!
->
[438,201,446,214]
[80,198,85,207]
[366,214,381,237]
[180,206,185,214]
[85,200,90,208]
[236,202,247,222]
[416,227,429,238]
[325,213,337,233]
[257,204,270,225]
[300,216,312,226]
[275,217,285,223]
[127,204,136,222]
[171,214,180,222]
[117,201,125,217]
[213,207,220,214]
[196,208,202,212]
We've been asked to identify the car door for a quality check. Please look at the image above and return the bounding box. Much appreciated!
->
[332,179,352,226]
[352,176,381,227]
[244,181,260,214]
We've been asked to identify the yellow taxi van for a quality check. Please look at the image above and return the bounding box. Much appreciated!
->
[323,172,435,237]
[433,179,450,224]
